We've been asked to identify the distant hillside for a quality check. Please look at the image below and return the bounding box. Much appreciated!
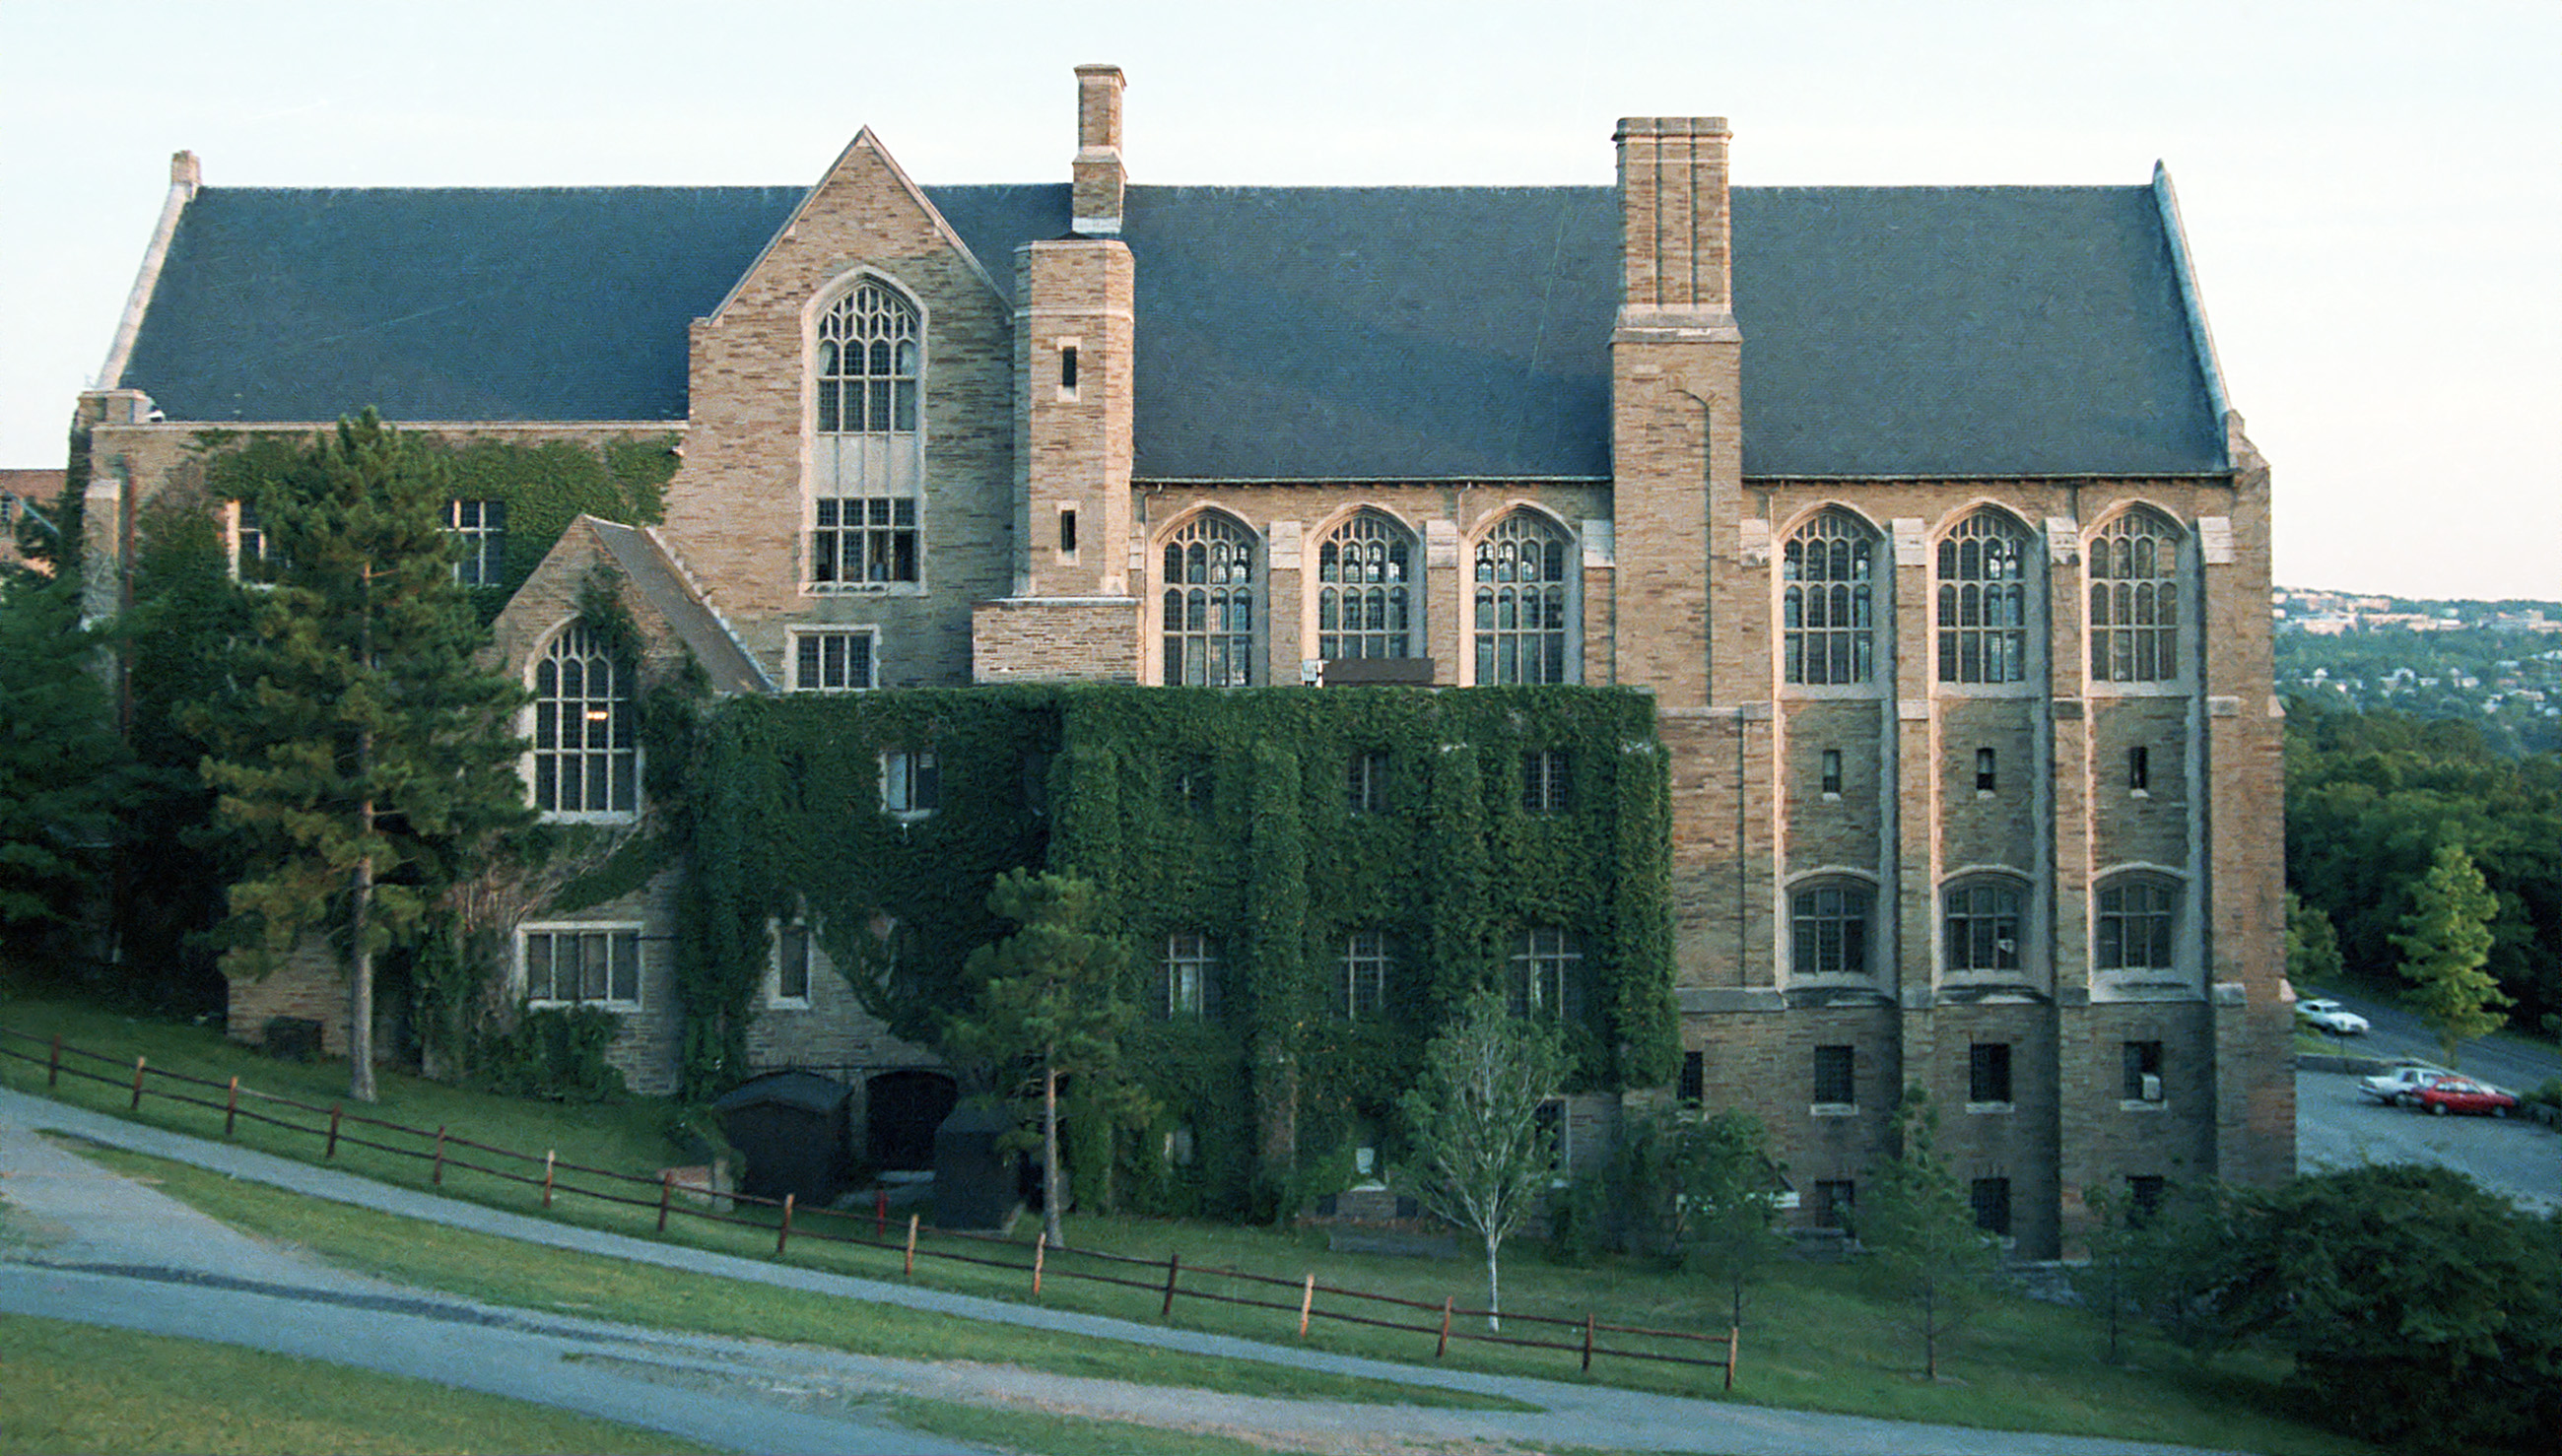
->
[2272,586,2562,756]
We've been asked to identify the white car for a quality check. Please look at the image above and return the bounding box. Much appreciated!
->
[2297,998,2372,1035]
[2360,1062,2451,1104]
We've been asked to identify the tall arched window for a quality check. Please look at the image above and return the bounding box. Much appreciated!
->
[1473,512,1574,685]
[1315,511,1417,661]
[1161,512,1257,686]
[2090,511,2181,683]
[1936,510,2031,684]
[2095,876,2180,973]
[1790,881,1873,977]
[811,280,922,587]
[1784,510,1877,686]
[531,625,635,818]
[1942,877,2026,972]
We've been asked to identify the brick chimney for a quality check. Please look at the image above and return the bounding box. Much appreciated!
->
[1614,117,1732,320]
[1071,64,1126,236]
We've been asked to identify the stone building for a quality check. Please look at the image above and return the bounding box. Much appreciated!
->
[75,66,2291,1252]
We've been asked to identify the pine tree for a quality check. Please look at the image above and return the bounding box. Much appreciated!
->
[1857,1087,1999,1380]
[943,870,1153,1249]
[189,412,530,1101]
[1396,986,1570,1332]
[2393,842,2510,1068]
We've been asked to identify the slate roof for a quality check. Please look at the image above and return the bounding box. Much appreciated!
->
[117,178,2226,478]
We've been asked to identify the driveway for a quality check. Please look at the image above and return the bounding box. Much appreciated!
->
[0,1085,2250,1456]
[2295,1069,2561,1215]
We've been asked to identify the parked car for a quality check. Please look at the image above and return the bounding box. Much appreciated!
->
[2410,1076,2520,1118]
[2361,1062,2452,1105]
[2296,998,2372,1035]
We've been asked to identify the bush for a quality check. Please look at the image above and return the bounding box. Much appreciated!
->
[475,1007,628,1101]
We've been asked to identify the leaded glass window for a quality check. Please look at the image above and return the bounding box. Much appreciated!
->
[1508,928,1584,1020]
[1473,512,1573,685]
[1936,511,2030,684]
[2096,878,2179,971]
[1943,878,2024,971]
[531,626,636,818]
[2090,511,2181,683]
[1161,512,1256,686]
[1342,930,1393,1019]
[1784,510,1876,686]
[1791,883,1872,976]
[1316,511,1416,660]
[812,280,922,587]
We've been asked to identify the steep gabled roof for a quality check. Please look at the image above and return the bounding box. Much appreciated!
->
[115,176,2226,478]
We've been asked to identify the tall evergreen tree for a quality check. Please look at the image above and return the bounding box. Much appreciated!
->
[2393,842,2511,1067]
[188,412,530,1101]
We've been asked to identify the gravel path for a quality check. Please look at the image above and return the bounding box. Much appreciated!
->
[0,1086,2248,1455]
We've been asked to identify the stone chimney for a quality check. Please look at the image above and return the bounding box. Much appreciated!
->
[1614,117,1732,321]
[1071,65,1126,236]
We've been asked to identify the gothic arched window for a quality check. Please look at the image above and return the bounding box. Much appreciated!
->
[1315,511,1418,661]
[811,280,922,587]
[531,625,635,819]
[2090,510,2182,683]
[1936,510,2031,684]
[1161,512,1257,686]
[1784,510,1877,686]
[1473,512,1575,685]
[1790,881,1874,977]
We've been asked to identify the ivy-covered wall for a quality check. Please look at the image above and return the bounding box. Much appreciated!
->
[678,683,1675,1215]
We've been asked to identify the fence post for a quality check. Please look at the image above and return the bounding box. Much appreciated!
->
[1032,1240,1045,1297]
[1299,1274,1315,1339]
[776,1193,794,1256]
[542,1150,557,1210]
[657,1170,673,1232]
[224,1077,239,1140]
[326,1105,342,1159]
[905,1213,918,1277]
[433,1126,447,1185]
[130,1055,147,1110]
[1160,1252,1180,1321]
[1726,1325,1738,1391]
[48,1034,61,1088]
[875,1188,887,1235]
[1582,1312,1594,1373]
[1437,1296,1452,1358]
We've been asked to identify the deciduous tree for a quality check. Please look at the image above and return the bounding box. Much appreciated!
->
[1856,1087,1999,1380]
[1396,986,1569,1332]
[188,412,530,1102]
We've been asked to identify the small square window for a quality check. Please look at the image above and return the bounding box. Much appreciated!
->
[2123,1040,2165,1101]
[1813,1043,1855,1106]
[1969,1041,2013,1105]
[1976,748,1997,794]
[882,747,939,819]
[1522,749,1571,814]
[1347,749,1390,814]
[1971,1176,2012,1236]
[792,629,876,692]
[1820,749,1843,797]
[2127,1174,2167,1227]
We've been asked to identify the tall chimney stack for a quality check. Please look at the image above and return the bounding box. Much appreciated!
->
[1614,117,1732,318]
[1072,65,1126,236]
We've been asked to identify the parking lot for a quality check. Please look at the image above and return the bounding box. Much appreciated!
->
[2297,1069,2561,1215]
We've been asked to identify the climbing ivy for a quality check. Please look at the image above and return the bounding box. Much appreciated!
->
[674,683,1676,1209]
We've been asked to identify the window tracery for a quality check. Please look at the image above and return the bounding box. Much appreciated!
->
[1783,510,1876,686]
[811,280,921,588]
[1936,510,2031,684]
[1161,512,1257,686]
[2090,511,2182,683]
[1473,511,1574,685]
[1315,511,1417,661]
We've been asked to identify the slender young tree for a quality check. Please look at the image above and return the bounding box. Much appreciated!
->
[1680,1109,1792,1331]
[1396,985,1570,1332]
[1857,1087,1999,1380]
[189,412,530,1101]
[943,870,1153,1249]
[2393,842,2511,1067]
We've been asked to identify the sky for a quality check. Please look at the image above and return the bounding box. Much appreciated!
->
[3,1,2554,599]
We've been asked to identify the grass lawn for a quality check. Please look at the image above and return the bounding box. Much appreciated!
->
[5,992,2374,1454]
[0,1312,722,1455]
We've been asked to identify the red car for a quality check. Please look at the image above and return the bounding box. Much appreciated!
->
[2410,1076,2520,1118]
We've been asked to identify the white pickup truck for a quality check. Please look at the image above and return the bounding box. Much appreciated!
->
[2360,1063,2452,1105]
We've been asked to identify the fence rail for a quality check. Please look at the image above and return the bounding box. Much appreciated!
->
[0,1025,1736,1386]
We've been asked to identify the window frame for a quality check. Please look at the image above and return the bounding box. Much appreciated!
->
[444,497,506,587]
[1507,927,1584,1021]
[1934,508,2035,689]
[528,623,639,823]
[787,626,879,693]
[808,276,925,594]
[1469,508,1578,686]
[1341,929,1394,1020]
[1812,1043,1856,1108]
[880,746,940,822]
[2087,508,2185,689]
[1159,932,1221,1019]
[1520,749,1572,815]
[1968,1041,2014,1107]
[1158,510,1259,687]
[1789,879,1875,979]
[1781,508,1881,691]
[1347,749,1390,815]
[1312,508,1421,664]
[767,916,815,1009]
[1971,1176,2013,1238]
[2095,874,2182,976]
[2122,1039,2167,1105]
[520,923,644,1011]
[1942,875,2027,974]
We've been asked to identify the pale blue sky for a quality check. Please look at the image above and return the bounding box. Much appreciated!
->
[4,0,2553,597]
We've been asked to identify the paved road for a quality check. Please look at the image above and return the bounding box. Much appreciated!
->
[2299,987,2561,1094]
[2295,1069,2561,1214]
[0,1085,2250,1456]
